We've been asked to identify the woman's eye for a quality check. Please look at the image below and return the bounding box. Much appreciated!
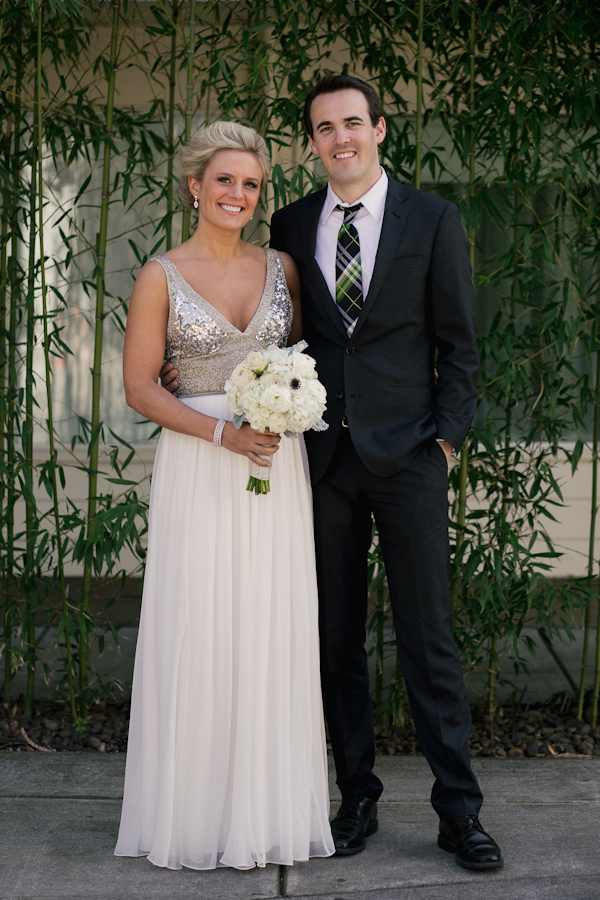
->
[245,182,258,190]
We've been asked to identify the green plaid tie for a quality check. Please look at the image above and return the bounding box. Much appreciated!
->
[335,203,363,336]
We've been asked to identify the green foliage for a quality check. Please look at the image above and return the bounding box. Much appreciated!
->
[0,0,599,724]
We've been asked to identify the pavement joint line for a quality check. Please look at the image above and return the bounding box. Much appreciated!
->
[1,795,122,801]
[284,872,600,898]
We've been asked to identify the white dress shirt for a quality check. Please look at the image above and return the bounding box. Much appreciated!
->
[315,168,388,300]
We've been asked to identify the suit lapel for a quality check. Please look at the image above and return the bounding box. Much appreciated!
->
[351,179,410,339]
[298,189,348,339]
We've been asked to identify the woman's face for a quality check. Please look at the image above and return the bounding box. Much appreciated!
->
[188,149,262,232]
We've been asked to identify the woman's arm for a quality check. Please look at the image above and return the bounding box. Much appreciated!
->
[280,251,302,345]
[124,262,280,466]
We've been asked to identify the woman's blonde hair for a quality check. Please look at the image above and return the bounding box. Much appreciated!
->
[178,121,271,208]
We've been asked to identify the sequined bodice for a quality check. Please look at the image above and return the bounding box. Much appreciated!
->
[152,249,293,396]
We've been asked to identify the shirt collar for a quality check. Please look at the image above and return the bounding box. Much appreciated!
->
[320,167,388,224]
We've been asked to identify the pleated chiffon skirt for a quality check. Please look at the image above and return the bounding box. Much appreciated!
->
[114,394,334,870]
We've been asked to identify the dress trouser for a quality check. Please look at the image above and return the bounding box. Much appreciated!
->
[311,428,483,820]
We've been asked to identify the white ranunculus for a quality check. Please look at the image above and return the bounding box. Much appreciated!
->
[260,372,287,389]
[290,352,317,378]
[268,413,288,433]
[245,350,269,374]
[262,384,293,413]
[229,363,257,388]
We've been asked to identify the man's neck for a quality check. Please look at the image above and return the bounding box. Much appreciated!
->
[329,168,383,205]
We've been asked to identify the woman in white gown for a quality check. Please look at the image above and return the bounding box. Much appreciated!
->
[114,121,334,870]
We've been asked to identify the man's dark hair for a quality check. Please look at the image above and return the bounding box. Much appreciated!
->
[303,74,383,137]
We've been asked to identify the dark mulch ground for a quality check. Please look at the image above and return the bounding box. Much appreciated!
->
[1,697,599,759]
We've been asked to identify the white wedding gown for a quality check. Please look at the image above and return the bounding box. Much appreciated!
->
[114,250,334,870]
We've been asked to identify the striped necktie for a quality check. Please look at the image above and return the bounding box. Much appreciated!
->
[335,203,363,336]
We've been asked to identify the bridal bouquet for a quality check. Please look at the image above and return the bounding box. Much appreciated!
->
[224,341,329,494]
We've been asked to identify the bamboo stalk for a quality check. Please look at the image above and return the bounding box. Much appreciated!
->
[375,580,384,722]
[579,348,600,721]
[4,39,23,701]
[79,0,122,712]
[592,580,600,729]
[35,0,78,722]
[0,137,9,693]
[23,158,37,716]
[0,112,11,701]
[452,9,476,619]
[414,0,424,190]
[181,0,197,243]
[392,654,405,728]
[165,0,179,251]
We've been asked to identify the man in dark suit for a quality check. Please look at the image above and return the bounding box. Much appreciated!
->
[269,74,502,870]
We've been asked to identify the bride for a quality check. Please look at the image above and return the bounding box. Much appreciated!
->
[114,121,334,870]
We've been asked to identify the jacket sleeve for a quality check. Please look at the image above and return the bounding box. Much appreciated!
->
[430,202,479,451]
[269,209,286,252]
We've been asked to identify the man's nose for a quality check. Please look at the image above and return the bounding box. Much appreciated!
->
[333,127,350,144]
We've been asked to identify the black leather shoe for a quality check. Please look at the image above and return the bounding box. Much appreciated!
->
[438,815,503,870]
[330,796,378,855]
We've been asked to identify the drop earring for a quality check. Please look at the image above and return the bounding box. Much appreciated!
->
[193,196,199,209]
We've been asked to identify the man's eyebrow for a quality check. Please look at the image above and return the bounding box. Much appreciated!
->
[315,115,365,130]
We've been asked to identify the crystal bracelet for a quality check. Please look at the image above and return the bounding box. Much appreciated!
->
[213,418,227,447]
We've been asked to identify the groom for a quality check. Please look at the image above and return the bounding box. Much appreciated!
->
[161,73,502,869]
[269,74,502,870]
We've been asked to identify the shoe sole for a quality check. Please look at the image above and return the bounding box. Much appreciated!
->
[438,836,504,870]
[334,820,379,856]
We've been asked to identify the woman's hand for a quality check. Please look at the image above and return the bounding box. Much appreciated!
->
[221,422,280,467]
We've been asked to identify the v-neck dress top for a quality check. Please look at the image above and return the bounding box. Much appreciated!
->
[153,248,293,395]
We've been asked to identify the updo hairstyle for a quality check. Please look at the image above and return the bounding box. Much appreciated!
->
[178,121,271,209]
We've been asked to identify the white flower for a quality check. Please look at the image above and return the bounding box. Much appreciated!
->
[262,384,292,413]
[267,413,288,433]
[245,350,269,374]
[260,372,287,389]
[229,363,257,388]
[290,352,316,379]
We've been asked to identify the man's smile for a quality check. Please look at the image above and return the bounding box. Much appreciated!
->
[333,151,356,160]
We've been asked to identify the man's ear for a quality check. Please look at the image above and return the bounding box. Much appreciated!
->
[307,134,319,156]
[375,117,386,145]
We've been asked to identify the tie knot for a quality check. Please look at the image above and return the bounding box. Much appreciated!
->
[336,202,362,222]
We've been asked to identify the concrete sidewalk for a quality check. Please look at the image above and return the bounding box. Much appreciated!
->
[0,754,598,900]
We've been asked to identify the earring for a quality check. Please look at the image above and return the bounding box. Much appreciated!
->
[193,196,199,209]
[250,215,254,221]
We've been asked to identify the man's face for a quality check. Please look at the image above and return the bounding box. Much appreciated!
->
[307,88,385,198]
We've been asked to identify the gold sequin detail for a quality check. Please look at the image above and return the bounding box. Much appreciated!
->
[153,250,293,396]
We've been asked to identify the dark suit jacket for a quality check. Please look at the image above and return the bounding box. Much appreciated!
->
[270,177,479,484]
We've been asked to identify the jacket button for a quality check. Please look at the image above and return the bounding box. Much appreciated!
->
[335,391,344,400]
[345,346,355,354]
